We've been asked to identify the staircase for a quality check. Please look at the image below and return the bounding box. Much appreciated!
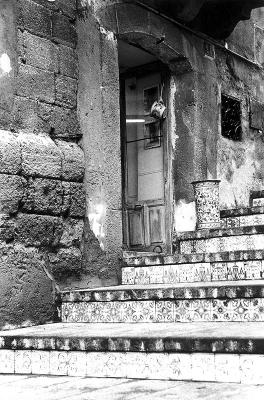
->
[1,196,264,383]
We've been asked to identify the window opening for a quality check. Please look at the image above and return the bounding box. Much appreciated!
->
[221,94,242,141]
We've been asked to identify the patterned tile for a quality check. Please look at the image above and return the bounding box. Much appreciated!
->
[240,355,264,384]
[68,351,87,377]
[167,353,192,380]
[0,350,15,373]
[15,350,32,374]
[31,350,50,375]
[155,301,174,322]
[50,351,69,376]
[211,263,227,281]
[253,198,264,207]
[174,300,211,322]
[123,301,155,323]
[214,354,240,383]
[122,267,135,285]
[192,353,215,382]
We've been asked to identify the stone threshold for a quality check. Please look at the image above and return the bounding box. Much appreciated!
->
[177,225,264,241]
[1,322,264,354]
[60,280,264,302]
[123,250,264,266]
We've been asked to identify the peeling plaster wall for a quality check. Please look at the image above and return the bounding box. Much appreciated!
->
[77,8,122,287]
[0,0,86,329]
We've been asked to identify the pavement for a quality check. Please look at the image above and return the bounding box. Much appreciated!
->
[1,375,264,400]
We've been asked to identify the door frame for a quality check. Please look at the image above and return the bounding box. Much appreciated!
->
[120,62,173,253]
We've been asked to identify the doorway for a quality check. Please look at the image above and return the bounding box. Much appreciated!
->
[119,41,170,252]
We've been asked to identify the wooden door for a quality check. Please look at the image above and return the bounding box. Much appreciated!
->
[122,72,166,251]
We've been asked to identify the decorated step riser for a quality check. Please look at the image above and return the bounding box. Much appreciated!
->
[221,214,264,229]
[122,260,264,285]
[62,298,264,323]
[1,350,264,384]
[180,234,264,254]
[253,198,264,207]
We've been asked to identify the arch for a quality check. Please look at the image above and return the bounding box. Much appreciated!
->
[95,1,194,74]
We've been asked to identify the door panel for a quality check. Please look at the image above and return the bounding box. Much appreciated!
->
[123,72,166,251]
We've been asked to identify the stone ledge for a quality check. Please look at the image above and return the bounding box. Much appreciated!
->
[177,225,264,241]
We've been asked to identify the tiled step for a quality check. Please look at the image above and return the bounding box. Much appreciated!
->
[122,258,264,285]
[123,250,264,266]
[250,190,264,207]
[2,322,264,383]
[177,226,264,254]
[220,206,264,228]
[60,281,264,323]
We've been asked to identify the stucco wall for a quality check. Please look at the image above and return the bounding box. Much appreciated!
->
[95,1,264,234]
[77,7,122,287]
[0,0,85,329]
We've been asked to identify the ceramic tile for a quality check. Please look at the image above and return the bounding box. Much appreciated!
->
[15,350,32,374]
[122,301,155,323]
[0,350,15,373]
[193,263,211,282]
[253,198,264,207]
[122,267,135,285]
[211,263,227,281]
[50,351,69,375]
[174,300,211,322]
[125,353,149,379]
[191,353,215,382]
[68,351,87,377]
[240,355,264,384]
[179,264,195,282]
[214,354,240,383]
[31,350,50,375]
[155,301,174,322]
[167,353,192,380]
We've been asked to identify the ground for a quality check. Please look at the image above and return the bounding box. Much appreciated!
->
[1,375,264,400]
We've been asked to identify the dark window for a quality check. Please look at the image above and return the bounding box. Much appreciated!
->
[221,94,242,141]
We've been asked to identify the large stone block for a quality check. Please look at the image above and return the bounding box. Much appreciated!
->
[31,0,76,19]
[59,45,78,78]
[63,182,86,217]
[0,214,15,243]
[16,64,55,103]
[55,140,84,182]
[51,13,77,47]
[19,133,62,179]
[0,131,21,174]
[60,218,84,248]
[17,0,51,37]
[12,96,43,133]
[47,248,82,278]
[0,174,26,214]
[0,244,55,329]
[38,103,81,139]
[22,177,64,215]
[20,31,59,73]
[55,75,77,108]
[16,213,62,247]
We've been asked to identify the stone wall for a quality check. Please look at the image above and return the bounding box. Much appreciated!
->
[0,0,85,329]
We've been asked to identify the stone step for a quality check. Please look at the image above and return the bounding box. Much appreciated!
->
[122,258,264,285]
[2,322,264,383]
[60,281,264,323]
[177,226,264,254]
[123,250,264,266]
[250,190,264,207]
[220,206,264,228]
